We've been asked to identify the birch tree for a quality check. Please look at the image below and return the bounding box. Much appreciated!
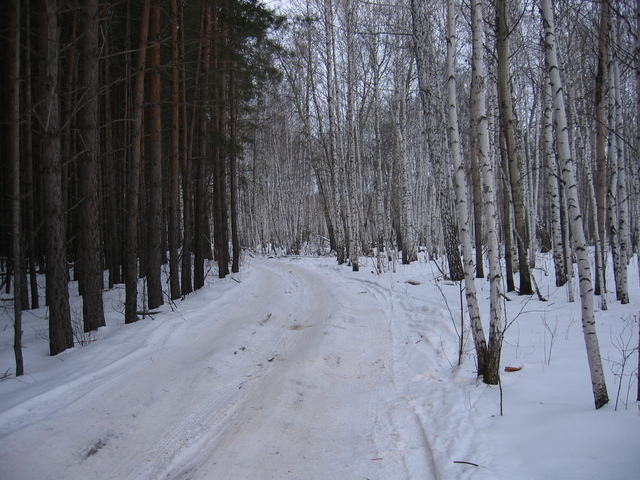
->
[594,0,609,298]
[471,0,503,384]
[542,79,567,288]
[446,0,489,374]
[411,0,464,282]
[541,0,609,409]
[496,0,533,295]
[609,16,630,304]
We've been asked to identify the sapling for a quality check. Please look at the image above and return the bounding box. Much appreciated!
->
[542,315,559,365]
[608,315,639,411]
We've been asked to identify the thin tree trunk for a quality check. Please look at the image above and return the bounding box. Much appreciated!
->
[469,54,485,279]
[500,130,516,292]
[193,5,212,289]
[543,80,567,288]
[345,0,359,271]
[167,0,181,300]
[594,0,609,297]
[9,0,24,375]
[541,0,609,409]
[180,0,193,296]
[230,68,241,274]
[610,25,629,304]
[146,0,163,310]
[23,0,39,310]
[124,0,150,323]
[496,0,533,295]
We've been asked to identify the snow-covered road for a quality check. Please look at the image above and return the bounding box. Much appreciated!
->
[0,258,432,479]
[3,255,639,480]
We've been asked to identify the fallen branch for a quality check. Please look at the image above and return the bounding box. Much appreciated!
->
[454,460,479,467]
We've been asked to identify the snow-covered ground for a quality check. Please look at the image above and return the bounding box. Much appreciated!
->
[0,253,638,479]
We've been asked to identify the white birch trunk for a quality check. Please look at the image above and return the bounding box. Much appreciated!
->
[611,33,629,303]
[607,42,622,303]
[446,0,485,371]
[541,0,609,409]
[323,0,346,264]
[344,0,359,271]
[394,57,416,264]
[542,79,567,288]
[471,0,501,383]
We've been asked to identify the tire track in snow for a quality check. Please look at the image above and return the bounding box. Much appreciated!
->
[177,258,409,479]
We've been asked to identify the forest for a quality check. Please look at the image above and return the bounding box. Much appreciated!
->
[1,0,639,411]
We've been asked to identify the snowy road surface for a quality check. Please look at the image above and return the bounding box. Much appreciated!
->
[3,255,639,480]
[0,258,433,479]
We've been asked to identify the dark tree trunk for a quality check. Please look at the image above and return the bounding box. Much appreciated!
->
[41,0,74,354]
[230,68,240,274]
[180,0,193,296]
[77,0,105,332]
[146,0,163,310]
[168,0,181,300]
[9,0,24,375]
[193,6,212,290]
[23,0,39,310]
[125,0,150,323]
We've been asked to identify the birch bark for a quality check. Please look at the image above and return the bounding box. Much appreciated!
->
[446,0,489,374]
[610,24,630,304]
[496,0,533,295]
[471,0,502,383]
[542,80,567,288]
[541,0,609,409]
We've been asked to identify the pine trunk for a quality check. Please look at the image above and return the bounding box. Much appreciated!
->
[146,0,164,310]
[168,0,181,300]
[41,0,74,353]
[9,0,24,375]
[77,0,105,332]
[124,1,150,323]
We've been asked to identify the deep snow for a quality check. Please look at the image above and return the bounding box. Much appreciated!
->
[0,253,638,479]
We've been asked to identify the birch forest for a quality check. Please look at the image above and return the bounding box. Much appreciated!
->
[1,0,639,408]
